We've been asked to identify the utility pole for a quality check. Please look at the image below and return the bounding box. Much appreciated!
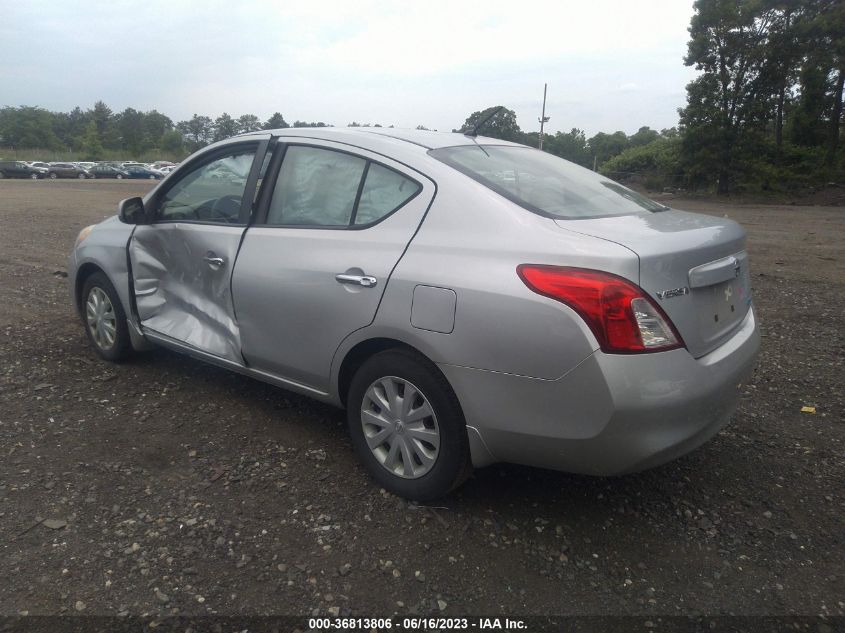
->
[538,83,550,151]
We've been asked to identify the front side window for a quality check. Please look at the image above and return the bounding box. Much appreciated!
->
[157,148,256,223]
[429,145,667,220]
[266,146,420,227]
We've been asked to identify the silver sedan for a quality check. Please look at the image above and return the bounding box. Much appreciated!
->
[68,128,760,500]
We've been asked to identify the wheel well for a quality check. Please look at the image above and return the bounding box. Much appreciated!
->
[74,263,105,315]
[338,338,428,406]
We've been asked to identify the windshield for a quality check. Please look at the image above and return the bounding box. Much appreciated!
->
[429,145,667,219]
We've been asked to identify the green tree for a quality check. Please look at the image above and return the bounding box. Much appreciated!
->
[237,114,262,134]
[457,106,522,142]
[81,121,104,160]
[115,107,144,155]
[544,128,591,166]
[143,110,174,146]
[160,129,185,156]
[679,0,782,193]
[800,0,845,164]
[587,131,629,166]
[0,106,62,149]
[213,113,239,142]
[628,126,660,147]
[176,114,213,150]
[263,112,289,129]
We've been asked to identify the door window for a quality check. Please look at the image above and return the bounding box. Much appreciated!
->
[267,146,366,226]
[157,149,256,223]
[354,162,420,225]
[266,145,421,228]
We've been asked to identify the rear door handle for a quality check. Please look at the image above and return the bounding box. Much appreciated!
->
[335,273,378,288]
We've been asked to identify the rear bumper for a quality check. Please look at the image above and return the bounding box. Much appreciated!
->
[440,306,760,475]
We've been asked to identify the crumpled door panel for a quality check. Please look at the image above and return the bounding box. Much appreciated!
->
[130,223,246,363]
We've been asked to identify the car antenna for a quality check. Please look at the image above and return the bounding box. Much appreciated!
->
[460,106,504,138]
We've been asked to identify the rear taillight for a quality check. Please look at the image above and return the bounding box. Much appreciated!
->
[517,265,684,354]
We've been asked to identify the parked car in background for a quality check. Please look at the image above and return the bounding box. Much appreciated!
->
[49,162,91,179]
[68,128,760,500]
[0,160,45,179]
[124,166,162,180]
[76,162,97,170]
[88,165,131,179]
[159,165,177,175]
[121,162,147,170]
[28,161,51,174]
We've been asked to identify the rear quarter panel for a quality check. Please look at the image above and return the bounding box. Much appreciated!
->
[342,164,641,381]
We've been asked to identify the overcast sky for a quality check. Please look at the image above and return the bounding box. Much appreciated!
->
[1,1,697,136]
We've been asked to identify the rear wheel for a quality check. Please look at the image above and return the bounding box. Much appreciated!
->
[0,172,5,179]
[82,272,131,361]
[347,349,471,500]
[149,174,156,180]
[49,172,58,179]
[116,174,123,180]
[30,173,38,180]
[77,173,86,179]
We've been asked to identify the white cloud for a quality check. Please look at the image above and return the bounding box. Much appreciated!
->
[1,0,698,136]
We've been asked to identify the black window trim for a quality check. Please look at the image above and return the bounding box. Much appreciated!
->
[253,141,423,231]
[147,138,270,227]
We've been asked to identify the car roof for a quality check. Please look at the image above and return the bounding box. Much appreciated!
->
[238,126,525,152]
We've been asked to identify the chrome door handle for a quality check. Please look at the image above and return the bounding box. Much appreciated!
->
[203,255,225,267]
[335,273,378,288]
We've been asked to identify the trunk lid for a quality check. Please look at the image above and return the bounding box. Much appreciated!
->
[556,209,752,358]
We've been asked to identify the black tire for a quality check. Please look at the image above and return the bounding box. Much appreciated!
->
[116,174,123,180]
[0,171,5,179]
[30,173,38,180]
[77,173,86,179]
[49,172,58,179]
[346,349,471,500]
[81,271,132,361]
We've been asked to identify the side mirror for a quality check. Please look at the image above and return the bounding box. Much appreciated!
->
[118,197,148,224]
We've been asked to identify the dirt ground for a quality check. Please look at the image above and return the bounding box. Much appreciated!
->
[0,180,842,620]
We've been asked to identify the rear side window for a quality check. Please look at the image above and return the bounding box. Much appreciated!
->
[266,145,421,228]
[429,145,667,220]
[354,163,419,226]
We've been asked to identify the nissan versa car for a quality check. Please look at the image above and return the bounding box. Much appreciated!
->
[68,128,760,500]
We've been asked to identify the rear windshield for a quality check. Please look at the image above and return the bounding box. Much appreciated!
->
[429,145,667,219]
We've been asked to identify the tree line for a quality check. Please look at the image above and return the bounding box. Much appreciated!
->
[462,0,845,194]
[0,104,317,160]
[1,0,842,193]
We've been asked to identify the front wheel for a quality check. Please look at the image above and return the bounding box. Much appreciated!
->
[30,173,38,180]
[116,174,123,180]
[81,272,131,361]
[149,174,156,180]
[49,172,58,179]
[347,349,471,500]
[77,173,86,179]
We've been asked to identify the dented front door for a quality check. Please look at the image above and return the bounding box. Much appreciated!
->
[130,223,246,361]
[128,141,266,363]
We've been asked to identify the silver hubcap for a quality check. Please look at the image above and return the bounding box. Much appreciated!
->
[85,287,117,350]
[361,376,440,479]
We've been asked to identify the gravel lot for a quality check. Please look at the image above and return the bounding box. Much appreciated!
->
[0,180,842,620]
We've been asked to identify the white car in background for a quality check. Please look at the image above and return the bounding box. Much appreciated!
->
[27,161,50,175]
